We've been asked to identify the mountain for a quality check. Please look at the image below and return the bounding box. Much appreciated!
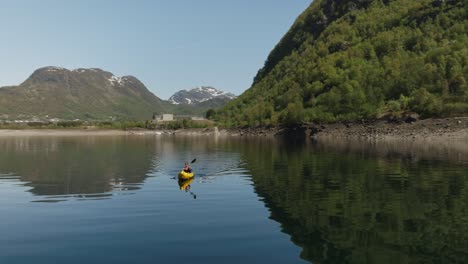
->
[0,66,168,120]
[166,86,236,116]
[168,96,234,116]
[168,86,236,106]
[218,0,467,126]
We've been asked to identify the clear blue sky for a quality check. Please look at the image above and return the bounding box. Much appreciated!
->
[0,0,311,99]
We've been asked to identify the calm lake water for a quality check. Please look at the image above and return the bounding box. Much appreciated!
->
[1,135,468,263]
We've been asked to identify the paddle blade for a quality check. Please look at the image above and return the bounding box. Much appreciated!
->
[191,158,197,164]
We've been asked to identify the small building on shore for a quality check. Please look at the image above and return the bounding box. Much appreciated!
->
[153,113,207,122]
[153,113,174,122]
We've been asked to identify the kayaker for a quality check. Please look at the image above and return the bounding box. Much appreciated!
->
[183,162,192,173]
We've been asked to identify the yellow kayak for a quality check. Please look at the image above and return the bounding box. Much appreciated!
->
[178,170,194,180]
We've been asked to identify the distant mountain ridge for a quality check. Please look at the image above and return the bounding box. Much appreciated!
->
[168,86,236,105]
[0,66,168,120]
[0,67,237,120]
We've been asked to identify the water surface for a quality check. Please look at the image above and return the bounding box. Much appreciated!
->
[1,135,467,263]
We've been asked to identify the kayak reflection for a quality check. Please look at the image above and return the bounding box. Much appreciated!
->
[177,178,197,199]
[178,178,193,191]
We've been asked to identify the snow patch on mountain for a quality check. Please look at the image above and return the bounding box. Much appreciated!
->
[44,66,66,72]
[108,75,123,85]
[108,75,129,86]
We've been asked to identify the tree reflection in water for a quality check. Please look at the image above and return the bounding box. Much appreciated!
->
[239,138,468,264]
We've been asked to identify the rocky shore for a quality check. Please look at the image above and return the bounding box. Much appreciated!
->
[305,117,468,141]
[221,117,468,141]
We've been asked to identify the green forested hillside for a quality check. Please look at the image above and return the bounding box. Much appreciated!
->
[218,0,467,126]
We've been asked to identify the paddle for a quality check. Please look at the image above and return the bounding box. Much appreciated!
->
[189,159,197,198]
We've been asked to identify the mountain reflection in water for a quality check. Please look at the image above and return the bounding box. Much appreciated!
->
[0,136,159,201]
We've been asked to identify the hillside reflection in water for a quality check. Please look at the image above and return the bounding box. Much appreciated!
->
[241,137,468,263]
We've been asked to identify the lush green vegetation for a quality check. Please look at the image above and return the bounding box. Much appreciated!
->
[218,0,467,127]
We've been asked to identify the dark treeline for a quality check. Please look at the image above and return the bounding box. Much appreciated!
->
[215,0,467,127]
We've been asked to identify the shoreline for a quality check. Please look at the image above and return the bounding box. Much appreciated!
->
[0,117,466,140]
[307,117,468,141]
[220,117,468,141]
[0,129,142,137]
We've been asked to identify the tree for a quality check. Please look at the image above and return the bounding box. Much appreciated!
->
[205,109,217,120]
